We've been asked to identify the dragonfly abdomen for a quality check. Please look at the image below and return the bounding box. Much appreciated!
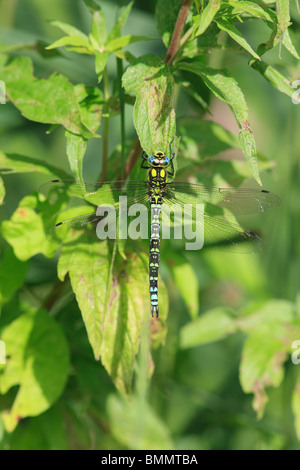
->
[149,203,162,317]
[147,164,168,318]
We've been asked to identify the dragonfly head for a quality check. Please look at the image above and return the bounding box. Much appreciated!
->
[148,152,170,168]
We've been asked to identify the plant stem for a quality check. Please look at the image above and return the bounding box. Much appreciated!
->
[170,24,194,64]
[165,0,193,65]
[117,57,125,180]
[101,67,110,182]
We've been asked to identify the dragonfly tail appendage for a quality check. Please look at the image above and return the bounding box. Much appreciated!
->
[151,304,159,318]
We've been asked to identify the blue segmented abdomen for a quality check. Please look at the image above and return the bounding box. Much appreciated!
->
[149,203,161,317]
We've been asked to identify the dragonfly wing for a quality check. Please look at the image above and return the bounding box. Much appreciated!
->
[161,196,263,253]
[40,179,150,205]
[165,182,281,215]
[47,212,105,244]
[46,191,151,244]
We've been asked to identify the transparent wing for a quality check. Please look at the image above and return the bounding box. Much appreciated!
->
[41,179,151,244]
[42,179,275,252]
[47,212,103,244]
[46,195,151,244]
[165,182,281,215]
[161,196,263,253]
[40,179,150,204]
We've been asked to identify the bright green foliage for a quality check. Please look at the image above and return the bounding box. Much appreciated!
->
[166,251,199,319]
[193,0,222,37]
[0,152,70,179]
[0,247,28,306]
[0,308,69,432]
[292,379,300,441]
[0,176,4,205]
[177,60,262,184]
[180,306,237,347]
[47,0,151,82]
[107,394,173,449]
[123,55,176,156]
[181,298,300,421]
[0,57,93,139]
[0,0,299,450]
[1,193,63,260]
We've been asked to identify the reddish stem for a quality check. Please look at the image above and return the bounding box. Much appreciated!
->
[165,0,193,65]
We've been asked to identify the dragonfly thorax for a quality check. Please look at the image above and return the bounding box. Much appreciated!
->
[148,166,168,187]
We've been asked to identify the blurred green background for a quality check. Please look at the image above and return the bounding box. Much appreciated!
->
[0,0,300,450]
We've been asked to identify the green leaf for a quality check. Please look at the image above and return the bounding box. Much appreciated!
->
[177,60,247,125]
[257,21,281,56]
[282,29,300,59]
[106,1,134,43]
[178,118,239,159]
[0,246,27,306]
[167,252,199,319]
[155,0,183,47]
[107,394,173,450]
[292,380,300,442]
[240,331,287,419]
[46,35,93,53]
[95,51,109,81]
[238,299,297,332]
[122,55,176,155]
[50,20,89,39]
[1,194,62,261]
[227,1,274,22]
[256,2,298,58]
[177,60,262,184]
[3,405,67,450]
[58,240,110,356]
[276,0,291,34]
[0,308,69,432]
[64,85,103,180]
[98,251,155,395]
[58,239,163,395]
[239,300,300,419]
[75,84,103,135]
[193,0,222,37]
[0,152,70,178]
[83,0,102,13]
[215,18,261,60]
[249,59,299,102]
[65,132,86,181]
[180,307,237,348]
[106,35,153,53]
[0,175,4,204]
[1,57,92,138]
[90,9,107,48]
[237,124,258,184]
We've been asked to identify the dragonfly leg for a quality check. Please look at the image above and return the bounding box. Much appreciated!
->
[141,151,150,169]
[169,137,175,159]
[168,138,175,177]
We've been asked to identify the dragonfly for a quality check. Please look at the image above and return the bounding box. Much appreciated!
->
[41,140,280,317]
